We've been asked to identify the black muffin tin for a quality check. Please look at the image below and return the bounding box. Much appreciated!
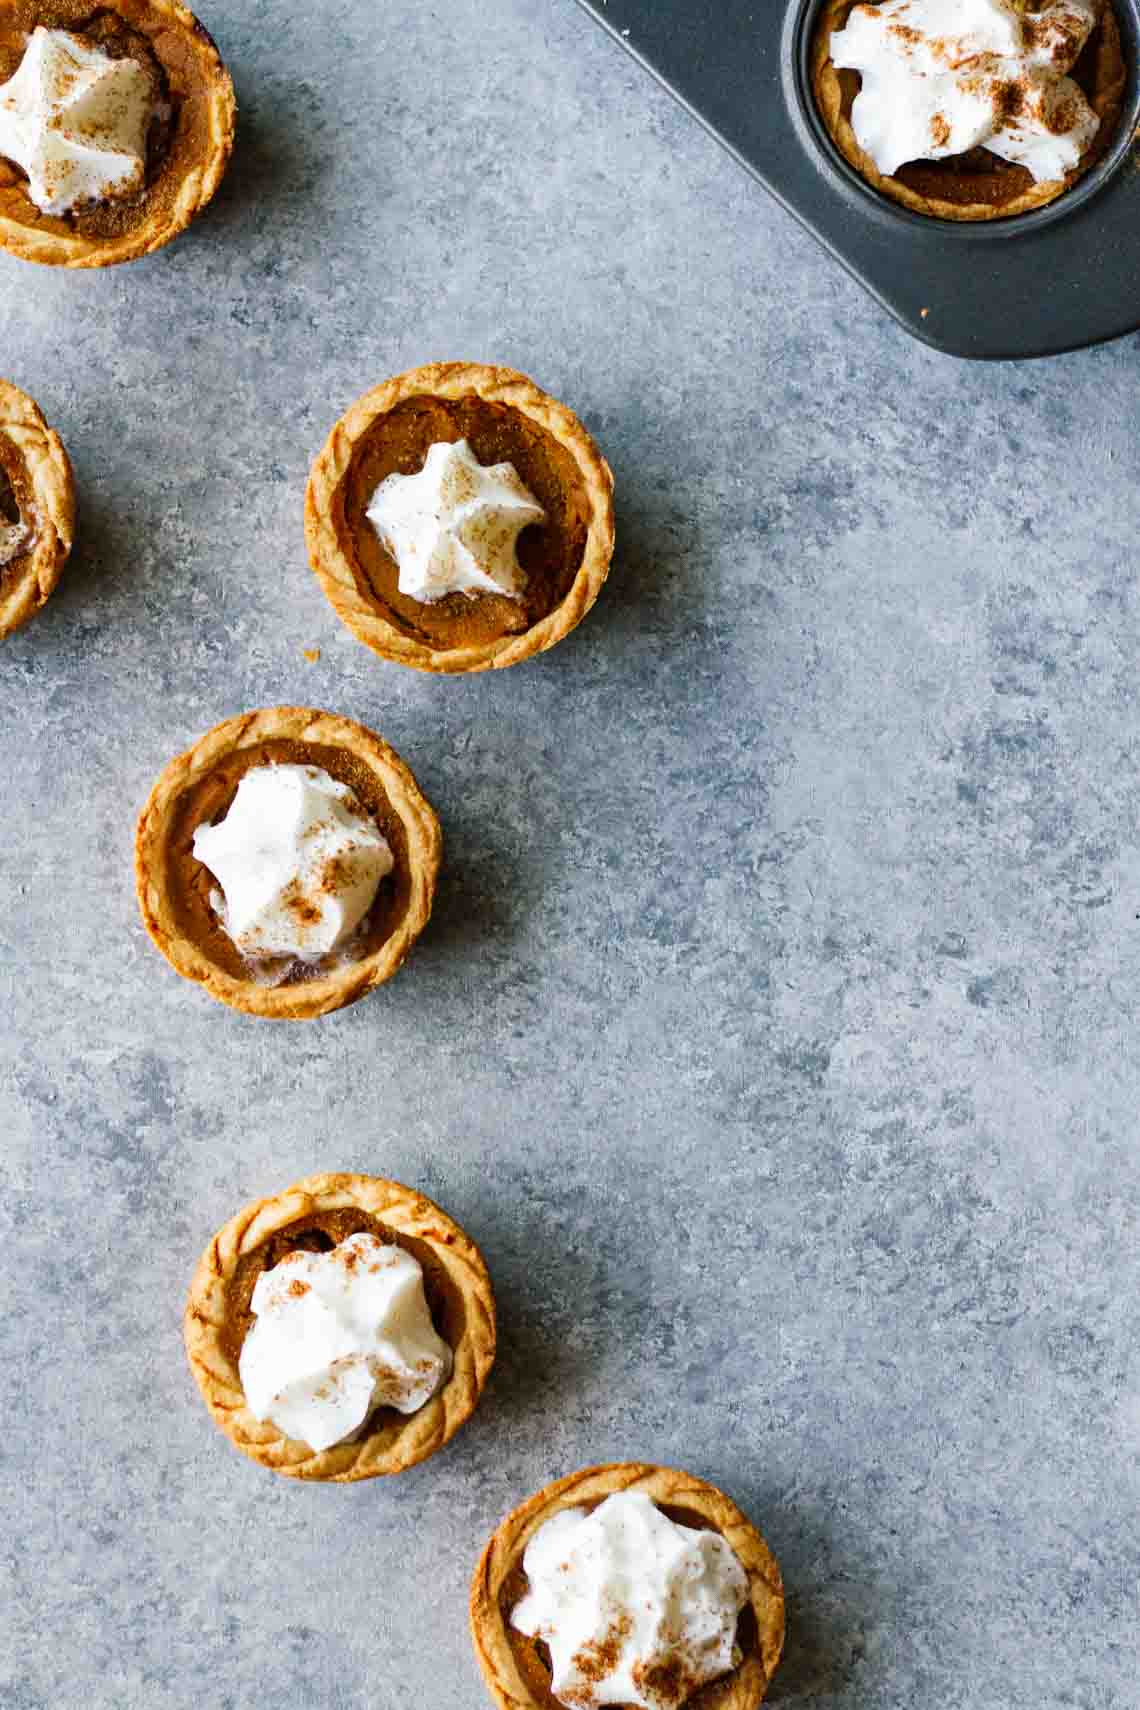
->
[574,0,1140,359]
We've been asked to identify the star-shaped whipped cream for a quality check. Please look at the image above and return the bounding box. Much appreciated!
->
[366,437,547,604]
[832,0,1100,184]
[0,27,154,216]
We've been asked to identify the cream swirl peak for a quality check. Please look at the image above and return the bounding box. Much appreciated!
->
[366,437,547,604]
[192,763,393,962]
[239,1234,453,1452]
[831,0,1101,183]
[510,1490,749,1710]
[0,27,156,215]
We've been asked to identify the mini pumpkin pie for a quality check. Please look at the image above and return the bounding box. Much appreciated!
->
[0,377,73,635]
[812,0,1126,221]
[0,0,235,267]
[134,706,442,1020]
[471,1463,785,1710]
[305,362,616,675]
[185,1173,496,1481]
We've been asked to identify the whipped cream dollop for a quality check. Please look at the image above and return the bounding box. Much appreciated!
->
[366,437,546,604]
[511,1491,749,1710]
[0,27,156,216]
[239,1233,453,1452]
[192,764,393,962]
[831,0,1101,183]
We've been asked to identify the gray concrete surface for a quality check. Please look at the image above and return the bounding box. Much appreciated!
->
[2,0,1138,1705]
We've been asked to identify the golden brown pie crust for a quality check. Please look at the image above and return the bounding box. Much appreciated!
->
[134,706,442,1020]
[0,377,74,636]
[471,1462,785,1710]
[185,1173,497,1481]
[305,362,616,675]
[0,0,235,267]
[812,0,1126,221]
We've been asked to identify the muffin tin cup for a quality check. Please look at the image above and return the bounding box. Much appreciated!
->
[792,0,1140,240]
[577,0,1140,358]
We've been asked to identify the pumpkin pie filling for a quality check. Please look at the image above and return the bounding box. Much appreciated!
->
[163,738,412,988]
[341,394,593,652]
[0,0,225,244]
[813,0,1126,215]
[0,444,32,584]
[499,1504,760,1710]
[222,1207,466,1388]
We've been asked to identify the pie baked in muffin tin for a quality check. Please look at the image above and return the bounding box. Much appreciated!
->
[576,0,1140,357]
[811,0,1126,222]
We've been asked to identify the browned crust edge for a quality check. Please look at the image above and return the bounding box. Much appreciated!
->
[133,706,443,1020]
[304,361,616,675]
[470,1462,785,1710]
[184,1173,497,1481]
[811,0,1127,222]
[0,0,236,267]
[0,377,74,636]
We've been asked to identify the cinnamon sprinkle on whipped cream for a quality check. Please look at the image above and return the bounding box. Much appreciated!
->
[367,438,546,604]
[831,0,1102,183]
[0,27,156,215]
[192,763,393,964]
[511,1491,749,1710]
[239,1233,452,1452]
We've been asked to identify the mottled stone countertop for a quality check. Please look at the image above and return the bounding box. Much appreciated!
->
[2,2,1137,1706]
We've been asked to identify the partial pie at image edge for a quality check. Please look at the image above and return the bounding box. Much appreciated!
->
[304,361,616,675]
[134,705,442,1020]
[810,0,1128,222]
[184,1172,497,1481]
[470,1461,786,1710]
[0,376,74,636]
[0,0,236,268]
